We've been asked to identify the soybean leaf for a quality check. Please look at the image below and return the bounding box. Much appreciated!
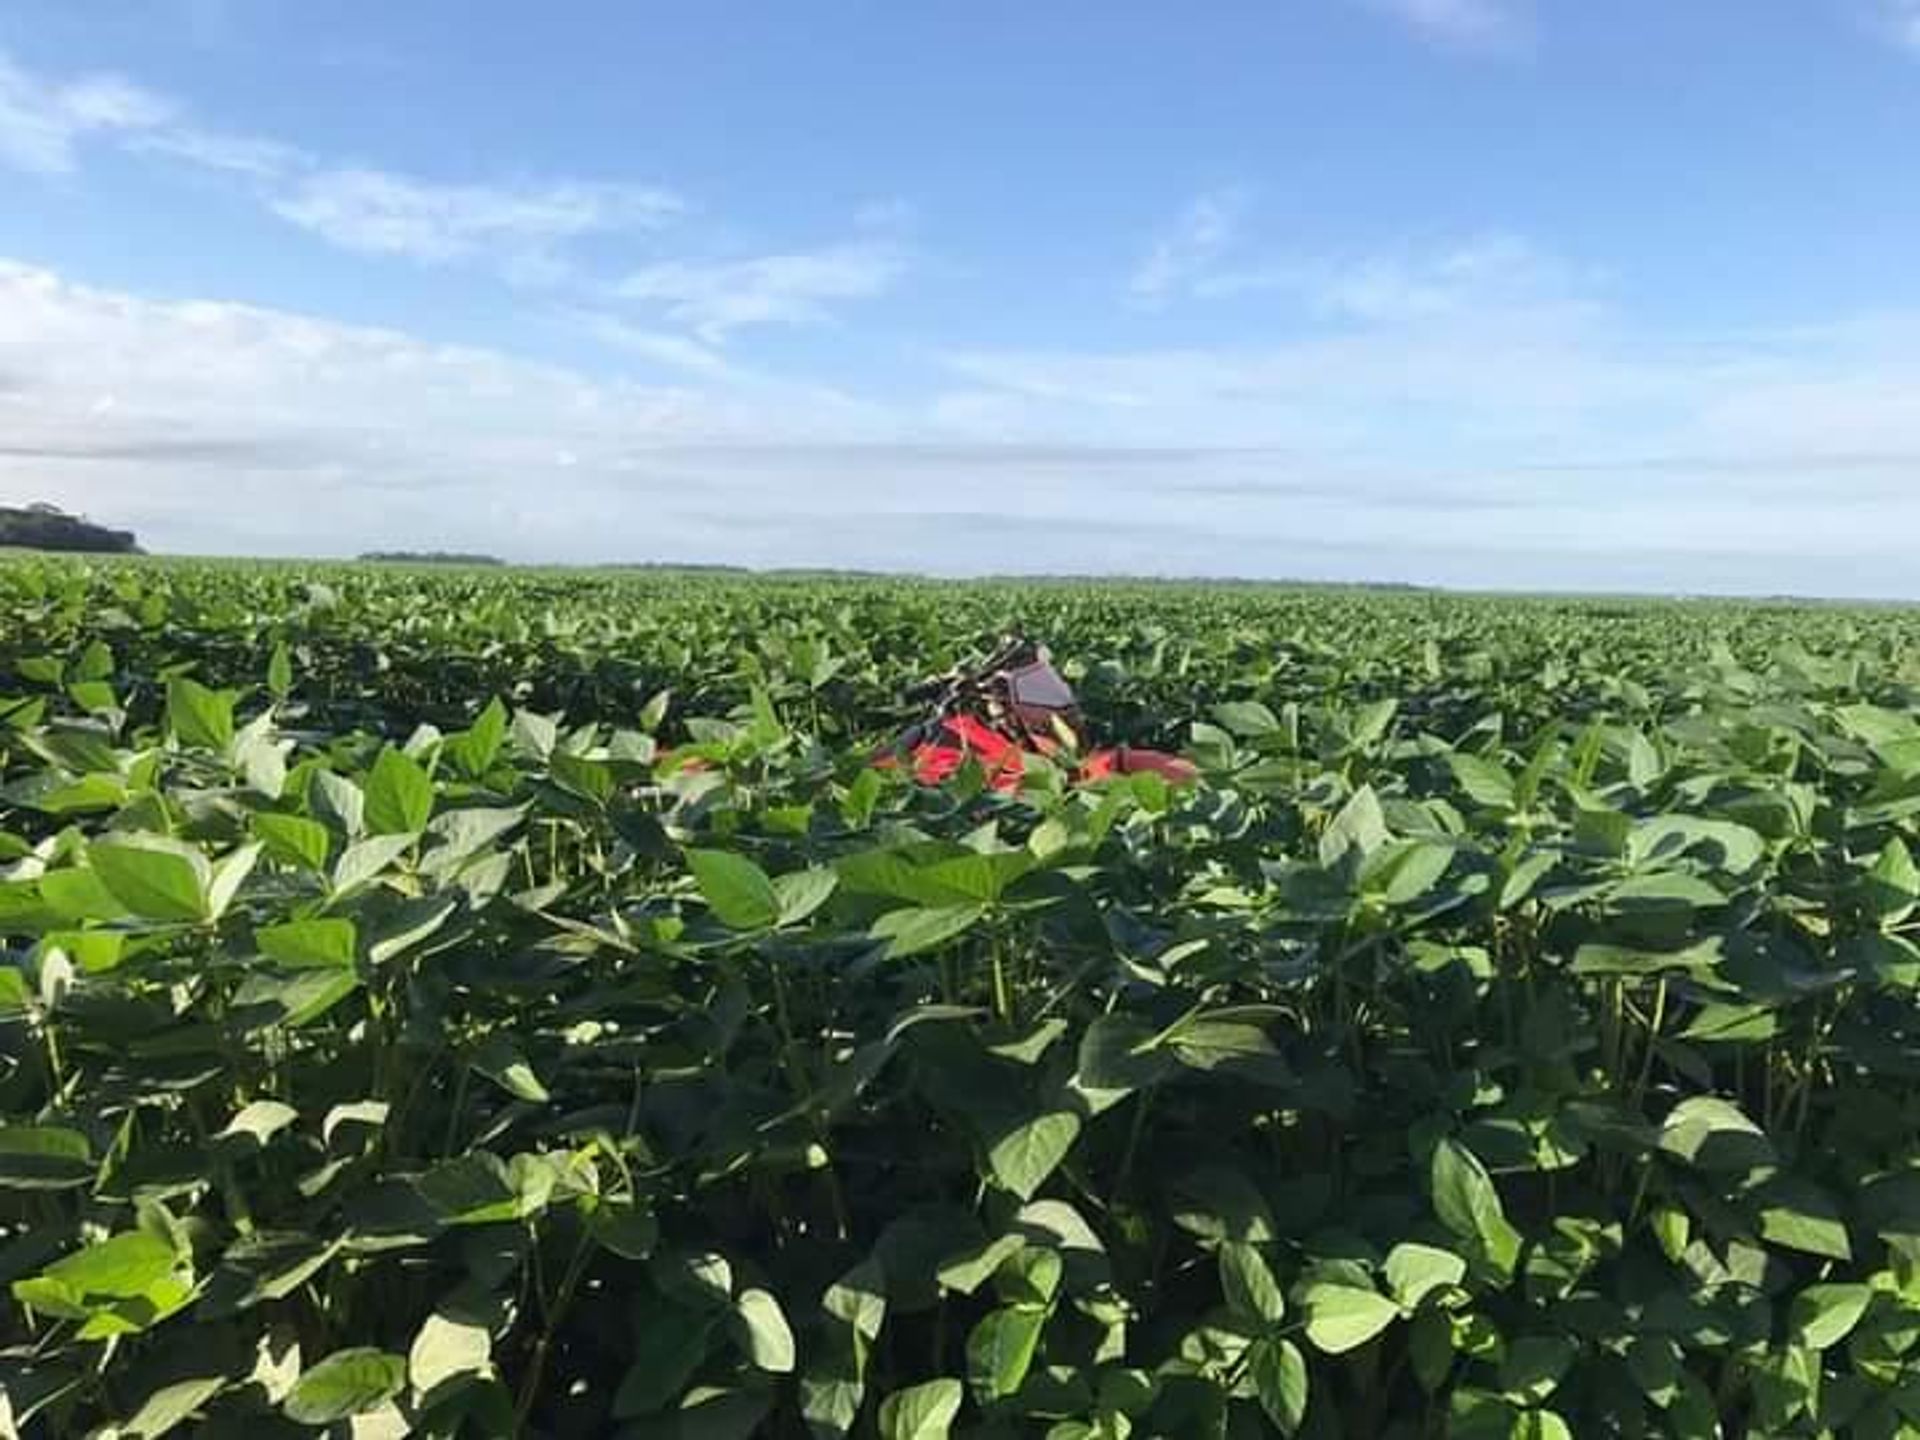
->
[613,1310,716,1418]
[773,867,839,927]
[802,1259,887,1438]
[41,868,128,923]
[207,841,261,922]
[1249,1336,1309,1434]
[1501,1335,1575,1404]
[1791,1284,1873,1350]
[365,747,434,836]
[258,918,357,969]
[1167,1017,1290,1086]
[166,677,234,751]
[333,835,416,896]
[281,1348,407,1425]
[255,814,333,873]
[1449,753,1516,811]
[121,1374,226,1438]
[1867,837,1920,926]
[219,1100,299,1147]
[0,1126,93,1190]
[1214,700,1280,738]
[1756,1177,1852,1261]
[1170,1166,1276,1244]
[1431,1138,1521,1275]
[231,969,359,1030]
[872,904,986,959]
[1320,786,1389,868]
[16,1229,179,1307]
[966,1306,1045,1403]
[1385,1242,1467,1310]
[513,709,560,761]
[1074,1014,1176,1111]
[732,1288,797,1374]
[986,1111,1080,1201]
[471,1032,550,1104]
[1301,1283,1399,1355]
[877,1378,963,1440]
[1658,1095,1775,1173]
[589,1198,659,1261]
[90,836,209,923]
[448,698,508,777]
[994,1247,1061,1308]
[267,641,293,698]
[1220,1242,1286,1326]
[313,771,366,837]
[689,849,781,931]
[415,1154,523,1227]
[409,1308,492,1399]
[936,1234,1025,1297]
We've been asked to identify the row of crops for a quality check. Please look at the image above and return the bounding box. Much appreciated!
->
[6,559,1920,1437]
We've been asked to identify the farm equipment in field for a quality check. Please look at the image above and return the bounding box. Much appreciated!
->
[878,635,1197,791]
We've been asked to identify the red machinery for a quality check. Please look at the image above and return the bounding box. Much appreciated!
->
[878,636,1197,792]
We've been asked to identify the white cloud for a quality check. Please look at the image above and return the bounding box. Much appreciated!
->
[269,169,683,266]
[1366,0,1525,52]
[14,250,1920,594]
[0,259,927,561]
[0,50,173,172]
[55,74,175,131]
[615,240,907,343]
[1128,188,1247,306]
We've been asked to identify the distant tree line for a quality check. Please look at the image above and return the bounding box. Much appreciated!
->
[358,551,506,566]
[0,503,142,554]
[594,561,751,574]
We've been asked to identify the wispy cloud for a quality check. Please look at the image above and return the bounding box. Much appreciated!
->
[0,47,891,329]
[0,47,683,284]
[125,124,301,178]
[1200,233,1598,324]
[1129,191,1582,325]
[1302,234,1570,320]
[573,314,734,376]
[615,240,908,343]
[1365,0,1526,53]
[0,44,297,181]
[1128,187,1247,306]
[1871,0,1920,51]
[0,51,173,172]
[269,169,682,267]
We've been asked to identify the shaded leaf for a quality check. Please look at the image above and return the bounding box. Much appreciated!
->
[282,1348,407,1426]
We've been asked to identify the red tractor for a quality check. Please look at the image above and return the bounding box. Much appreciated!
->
[877,636,1197,792]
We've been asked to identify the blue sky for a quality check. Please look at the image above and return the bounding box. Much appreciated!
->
[4,1,1920,593]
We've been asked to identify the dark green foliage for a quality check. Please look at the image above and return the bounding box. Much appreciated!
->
[0,504,140,555]
[358,554,506,567]
[7,557,1920,1436]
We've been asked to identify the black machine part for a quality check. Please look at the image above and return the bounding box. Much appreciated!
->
[898,635,1084,747]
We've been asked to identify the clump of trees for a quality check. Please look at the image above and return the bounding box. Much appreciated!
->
[0,502,141,554]
[359,551,506,566]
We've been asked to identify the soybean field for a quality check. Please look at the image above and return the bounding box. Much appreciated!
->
[7,559,1920,1438]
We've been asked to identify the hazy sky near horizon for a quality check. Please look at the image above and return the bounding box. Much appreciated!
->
[5,1,1920,593]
